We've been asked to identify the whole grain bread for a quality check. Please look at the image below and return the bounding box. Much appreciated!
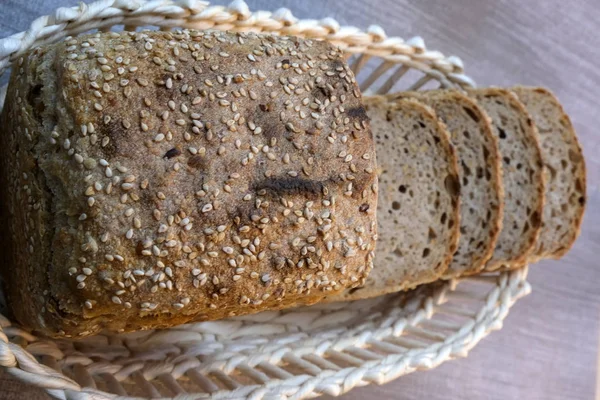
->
[467,88,545,271]
[331,97,460,301]
[0,30,378,337]
[511,86,586,261]
[389,90,503,278]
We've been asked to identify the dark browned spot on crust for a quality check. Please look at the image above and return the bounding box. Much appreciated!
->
[312,85,331,101]
[135,241,144,256]
[253,177,324,198]
[164,147,181,159]
[359,203,370,212]
[100,120,127,157]
[330,58,344,72]
[188,155,206,169]
[347,106,368,122]
[259,103,274,112]
[463,106,480,122]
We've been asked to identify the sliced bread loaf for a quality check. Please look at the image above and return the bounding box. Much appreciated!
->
[389,91,503,278]
[467,88,545,271]
[511,87,586,261]
[332,96,460,301]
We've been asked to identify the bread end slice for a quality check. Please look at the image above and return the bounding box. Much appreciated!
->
[512,86,586,261]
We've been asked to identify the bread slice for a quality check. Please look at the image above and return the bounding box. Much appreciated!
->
[467,88,545,271]
[331,96,460,301]
[389,91,503,278]
[511,87,586,261]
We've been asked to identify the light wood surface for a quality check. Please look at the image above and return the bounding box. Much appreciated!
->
[1,0,599,399]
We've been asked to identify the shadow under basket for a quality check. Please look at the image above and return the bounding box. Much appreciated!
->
[0,1,530,399]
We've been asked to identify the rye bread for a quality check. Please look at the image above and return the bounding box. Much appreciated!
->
[332,96,460,301]
[467,88,545,270]
[0,30,378,337]
[389,91,503,278]
[512,86,586,261]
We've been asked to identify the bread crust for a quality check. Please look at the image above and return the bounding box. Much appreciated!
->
[0,30,378,337]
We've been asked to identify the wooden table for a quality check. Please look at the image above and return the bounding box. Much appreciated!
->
[1,0,599,399]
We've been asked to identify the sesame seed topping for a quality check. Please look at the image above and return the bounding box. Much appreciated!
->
[10,31,376,326]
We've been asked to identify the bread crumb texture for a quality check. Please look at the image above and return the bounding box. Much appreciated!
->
[511,86,586,260]
[0,30,377,337]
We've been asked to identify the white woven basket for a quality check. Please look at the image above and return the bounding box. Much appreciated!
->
[0,1,532,399]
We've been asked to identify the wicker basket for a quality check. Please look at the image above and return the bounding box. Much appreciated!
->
[0,1,532,398]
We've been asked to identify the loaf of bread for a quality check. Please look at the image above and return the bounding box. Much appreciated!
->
[0,30,378,337]
[331,97,460,301]
[467,88,545,271]
[511,87,586,261]
[389,91,504,278]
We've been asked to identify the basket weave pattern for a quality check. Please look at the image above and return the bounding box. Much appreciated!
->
[0,1,530,399]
